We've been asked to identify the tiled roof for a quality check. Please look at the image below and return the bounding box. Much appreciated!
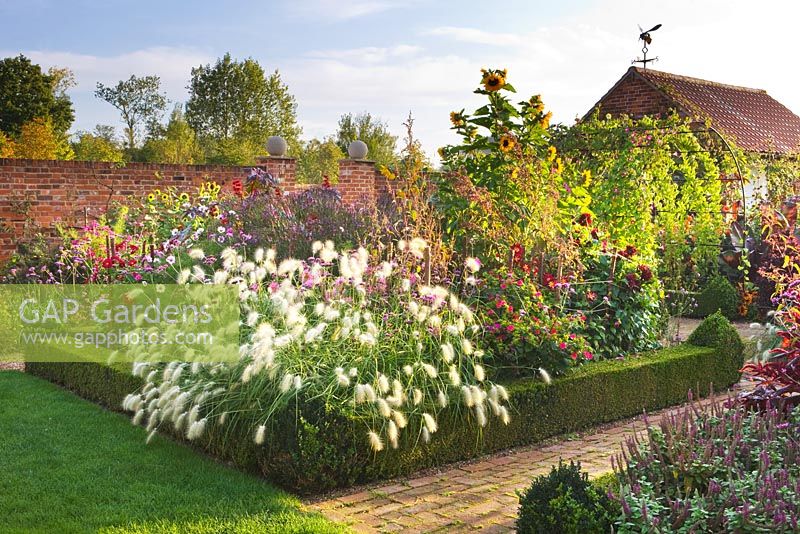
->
[633,67,800,153]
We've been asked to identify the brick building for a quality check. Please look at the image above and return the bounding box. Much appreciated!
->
[586,66,800,201]
[587,66,800,154]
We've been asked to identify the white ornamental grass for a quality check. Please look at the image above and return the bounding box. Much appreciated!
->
[122,238,512,453]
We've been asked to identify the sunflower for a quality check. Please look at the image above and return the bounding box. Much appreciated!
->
[482,69,506,92]
[529,95,545,114]
[449,111,465,127]
[379,165,396,180]
[146,193,156,203]
[547,146,557,162]
[179,192,190,202]
[498,135,516,153]
[540,111,553,128]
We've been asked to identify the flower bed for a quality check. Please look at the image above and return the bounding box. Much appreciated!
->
[28,313,743,494]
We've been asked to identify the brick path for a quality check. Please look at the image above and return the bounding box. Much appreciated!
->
[308,383,750,533]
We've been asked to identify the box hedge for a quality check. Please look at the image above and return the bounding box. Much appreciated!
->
[27,313,744,494]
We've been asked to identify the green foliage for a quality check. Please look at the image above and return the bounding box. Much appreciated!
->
[436,72,570,262]
[186,53,301,164]
[0,130,13,157]
[335,112,398,167]
[517,460,614,534]
[72,129,125,162]
[95,74,168,150]
[0,372,342,533]
[141,104,204,163]
[756,150,800,205]
[296,137,344,183]
[570,250,665,358]
[29,333,742,493]
[479,267,592,377]
[686,310,745,368]
[556,113,730,293]
[614,400,800,532]
[0,54,74,135]
[591,472,620,497]
[11,116,74,160]
[693,275,740,319]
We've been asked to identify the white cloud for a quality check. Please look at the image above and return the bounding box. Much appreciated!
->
[281,23,633,159]
[284,0,415,21]
[14,46,212,96]
[8,0,800,162]
[305,45,423,64]
[425,26,524,47]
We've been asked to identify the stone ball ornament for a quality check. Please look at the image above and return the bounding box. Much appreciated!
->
[266,136,287,157]
[348,140,369,159]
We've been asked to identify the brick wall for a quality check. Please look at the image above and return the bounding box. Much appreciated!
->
[0,156,387,262]
[593,71,677,119]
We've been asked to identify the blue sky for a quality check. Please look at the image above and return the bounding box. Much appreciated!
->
[3,0,799,158]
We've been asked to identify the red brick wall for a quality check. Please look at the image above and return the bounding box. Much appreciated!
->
[0,157,389,263]
[338,159,383,205]
[594,72,677,119]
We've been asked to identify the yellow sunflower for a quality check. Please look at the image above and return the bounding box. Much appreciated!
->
[498,135,516,153]
[449,111,465,127]
[179,192,190,202]
[146,193,156,203]
[540,111,553,128]
[482,70,506,92]
[547,146,557,162]
[379,165,396,180]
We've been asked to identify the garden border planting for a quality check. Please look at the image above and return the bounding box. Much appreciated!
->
[27,313,743,494]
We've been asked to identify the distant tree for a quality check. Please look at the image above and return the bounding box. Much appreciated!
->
[92,124,119,143]
[141,104,204,164]
[12,117,74,160]
[185,53,301,164]
[47,66,76,97]
[72,126,124,162]
[94,75,168,150]
[335,112,398,167]
[296,137,345,183]
[0,55,74,136]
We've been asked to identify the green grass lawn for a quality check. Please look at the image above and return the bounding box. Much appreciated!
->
[0,371,346,534]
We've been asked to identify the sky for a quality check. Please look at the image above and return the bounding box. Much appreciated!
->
[2,0,800,160]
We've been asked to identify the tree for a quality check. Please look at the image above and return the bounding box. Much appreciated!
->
[185,53,301,164]
[296,137,345,183]
[94,75,168,150]
[48,66,76,98]
[0,55,74,136]
[335,112,398,167]
[0,132,14,158]
[141,104,204,164]
[92,124,119,143]
[72,125,124,162]
[12,117,74,160]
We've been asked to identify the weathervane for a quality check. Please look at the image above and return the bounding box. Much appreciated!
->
[632,23,662,69]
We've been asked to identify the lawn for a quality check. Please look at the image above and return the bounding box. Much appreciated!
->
[0,371,345,534]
